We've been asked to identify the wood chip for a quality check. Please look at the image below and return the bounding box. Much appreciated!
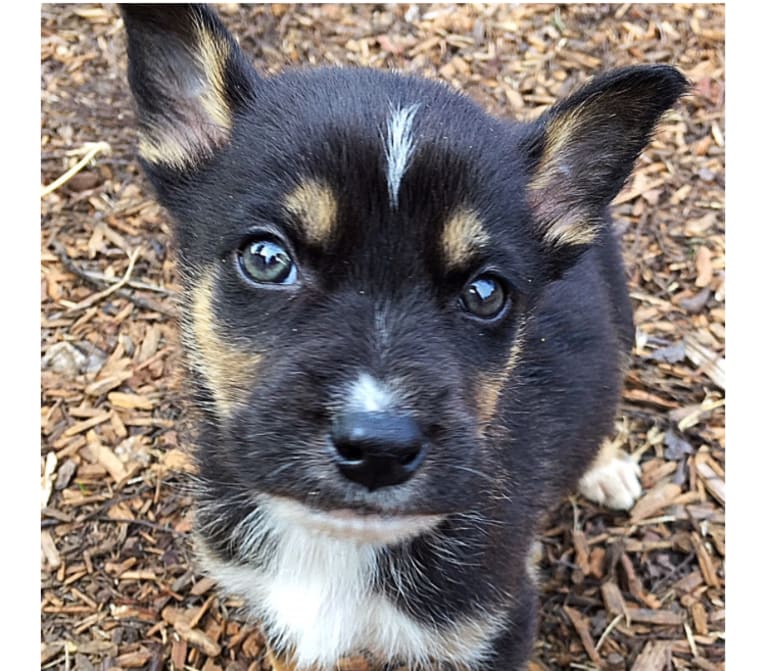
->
[108,391,155,410]
[266,646,297,671]
[163,447,196,473]
[630,483,682,523]
[690,601,709,635]
[174,620,222,657]
[673,570,704,594]
[694,460,725,504]
[694,246,713,287]
[86,430,127,482]
[563,606,601,665]
[625,608,685,626]
[41,530,62,569]
[572,529,590,577]
[115,649,154,668]
[120,570,158,581]
[690,532,721,588]
[189,576,218,597]
[171,638,188,669]
[335,656,370,671]
[62,412,111,437]
[84,371,134,396]
[630,641,672,671]
[684,335,725,389]
[601,580,628,617]
[41,450,58,509]
[241,631,264,658]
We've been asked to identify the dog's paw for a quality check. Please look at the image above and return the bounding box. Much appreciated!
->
[578,450,641,511]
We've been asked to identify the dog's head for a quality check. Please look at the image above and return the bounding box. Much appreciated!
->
[122,6,686,551]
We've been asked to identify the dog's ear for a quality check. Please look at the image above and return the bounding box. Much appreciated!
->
[522,65,688,266]
[121,4,258,172]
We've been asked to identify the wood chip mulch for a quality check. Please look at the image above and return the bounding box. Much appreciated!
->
[41,5,724,671]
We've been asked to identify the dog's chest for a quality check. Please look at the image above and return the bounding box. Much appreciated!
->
[207,527,498,670]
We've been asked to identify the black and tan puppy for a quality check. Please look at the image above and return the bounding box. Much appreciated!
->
[121,5,686,670]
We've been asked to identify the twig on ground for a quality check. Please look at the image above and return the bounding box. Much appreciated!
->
[49,240,171,295]
[49,241,177,317]
[62,246,142,314]
[41,141,111,197]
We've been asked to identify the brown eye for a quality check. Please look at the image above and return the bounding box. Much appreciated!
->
[460,275,508,319]
[238,238,297,285]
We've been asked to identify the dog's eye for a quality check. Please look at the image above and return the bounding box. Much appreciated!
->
[460,275,508,319]
[237,238,297,285]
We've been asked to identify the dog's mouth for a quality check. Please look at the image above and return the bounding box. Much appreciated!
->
[261,494,444,545]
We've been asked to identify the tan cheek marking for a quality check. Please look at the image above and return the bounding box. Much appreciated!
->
[186,268,260,418]
[475,322,526,430]
[441,208,490,269]
[284,180,338,246]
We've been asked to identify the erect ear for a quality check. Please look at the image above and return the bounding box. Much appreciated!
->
[120,4,258,171]
[523,65,688,256]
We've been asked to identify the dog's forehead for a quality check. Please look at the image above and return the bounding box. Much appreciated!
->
[249,80,511,276]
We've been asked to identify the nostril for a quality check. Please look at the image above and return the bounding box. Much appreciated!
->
[335,440,365,464]
[330,411,429,490]
[397,447,421,467]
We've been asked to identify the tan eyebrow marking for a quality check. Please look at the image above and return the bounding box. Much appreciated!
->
[441,207,490,269]
[283,180,338,246]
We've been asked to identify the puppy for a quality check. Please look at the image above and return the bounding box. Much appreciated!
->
[121,5,686,670]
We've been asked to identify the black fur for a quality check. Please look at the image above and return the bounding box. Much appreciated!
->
[121,5,687,669]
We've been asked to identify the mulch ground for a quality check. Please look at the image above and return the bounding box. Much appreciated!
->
[41,4,724,671]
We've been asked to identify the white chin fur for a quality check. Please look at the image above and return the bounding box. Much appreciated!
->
[262,495,443,544]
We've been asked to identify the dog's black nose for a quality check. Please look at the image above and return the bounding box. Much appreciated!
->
[330,411,428,491]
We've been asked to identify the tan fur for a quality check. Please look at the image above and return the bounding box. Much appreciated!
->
[528,108,598,247]
[194,20,232,130]
[138,19,232,169]
[528,110,584,195]
[187,268,260,418]
[475,323,526,429]
[284,181,338,246]
[138,132,220,171]
[541,210,597,247]
[441,208,489,269]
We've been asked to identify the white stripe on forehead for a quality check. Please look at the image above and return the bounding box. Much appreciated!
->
[384,104,419,209]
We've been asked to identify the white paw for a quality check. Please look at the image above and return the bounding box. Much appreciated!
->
[578,453,642,511]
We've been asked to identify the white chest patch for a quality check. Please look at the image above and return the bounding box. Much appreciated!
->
[199,498,504,670]
[384,104,419,209]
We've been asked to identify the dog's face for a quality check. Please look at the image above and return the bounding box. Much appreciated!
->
[122,7,685,556]
[173,70,545,521]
